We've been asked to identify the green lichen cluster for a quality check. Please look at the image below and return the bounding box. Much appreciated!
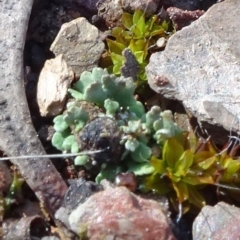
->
[52,67,181,182]
[105,9,171,82]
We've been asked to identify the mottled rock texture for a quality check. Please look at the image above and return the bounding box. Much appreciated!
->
[192,202,240,240]
[146,0,240,136]
[37,54,74,117]
[50,17,104,77]
[69,187,176,240]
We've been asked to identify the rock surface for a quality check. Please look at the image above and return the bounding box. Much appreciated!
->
[69,186,176,240]
[96,0,161,27]
[50,17,104,77]
[0,0,68,218]
[0,162,12,194]
[162,0,218,10]
[37,54,74,117]
[146,0,240,136]
[167,7,205,30]
[192,202,240,240]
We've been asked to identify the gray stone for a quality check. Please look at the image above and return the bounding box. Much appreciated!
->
[50,17,104,77]
[192,202,240,240]
[146,0,240,135]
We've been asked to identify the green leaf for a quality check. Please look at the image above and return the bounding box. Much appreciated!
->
[150,25,165,37]
[196,156,216,170]
[51,130,71,150]
[104,99,119,115]
[63,106,89,126]
[133,10,144,26]
[68,89,84,100]
[53,115,69,132]
[110,52,124,65]
[74,155,89,166]
[71,141,79,153]
[122,12,133,30]
[125,138,140,152]
[129,39,146,52]
[187,185,206,209]
[62,135,76,151]
[107,38,126,55]
[95,165,122,183]
[172,181,189,204]
[134,51,145,64]
[163,138,184,169]
[131,142,152,162]
[144,173,171,194]
[145,15,158,32]
[135,11,145,34]
[128,101,145,118]
[132,25,142,38]
[183,172,214,185]
[174,150,193,177]
[150,156,166,174]
[127,162,154,175]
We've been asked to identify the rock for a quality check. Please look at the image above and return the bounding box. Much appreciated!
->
[3,216,49,239]
[121,0,161,16]
[69,186,176,240]
[162,0,218,10]
[50,17,104,77]
[0,162,12,194]
[192,202,240,240]
[96,0,161,27]
[37,54,74,117]
[63,178,103,212]
[76,0,99,13]
[146,0,240,138]
[167,7,205,30]
[162,0,201,10]
[28,3,73,43]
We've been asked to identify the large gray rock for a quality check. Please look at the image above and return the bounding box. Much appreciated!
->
[192,202,240,240]
[146,0,240,135]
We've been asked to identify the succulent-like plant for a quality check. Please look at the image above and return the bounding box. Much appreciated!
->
[104,9,171,82]
[144,131,240,215]
[52,67,182,183]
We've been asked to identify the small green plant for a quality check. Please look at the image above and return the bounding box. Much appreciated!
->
[1,170,24,218]
[105,9,171,81]
[52,67,182,182]
[145,131,240,215]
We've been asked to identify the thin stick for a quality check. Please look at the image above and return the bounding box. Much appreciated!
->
[0,148,109,161]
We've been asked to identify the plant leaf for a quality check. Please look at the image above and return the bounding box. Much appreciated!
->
[150,156,166,174]
[107,38,126,55]
[172,181,188,204]
[174,150,193,177]
[122,12,133,30]
[187,185,206,209]
[163,138,184,169]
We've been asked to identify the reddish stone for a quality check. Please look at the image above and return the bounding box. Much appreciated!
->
[167,7,205,30]
[69,187,176,240]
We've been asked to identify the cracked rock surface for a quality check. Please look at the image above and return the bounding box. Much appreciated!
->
[146,0,240,136]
